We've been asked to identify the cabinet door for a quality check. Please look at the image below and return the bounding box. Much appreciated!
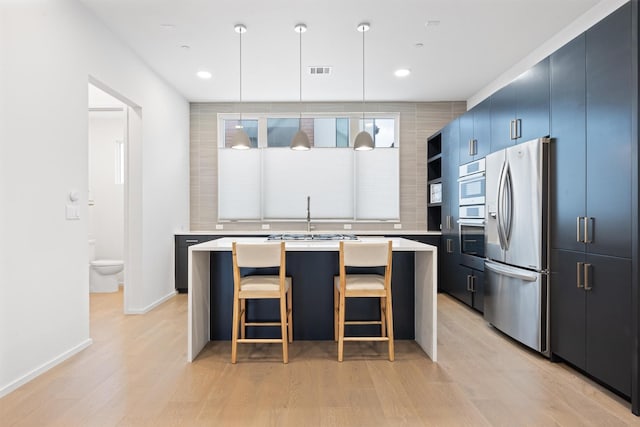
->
[585,254,631,397]
[550,35,586,252]
[550,249,586,370]
[472,98,491,159]
[440,120,460,293]
[490,84,516,152]
[585,3,632,259]
[515,57,550,142]
[471,269,485,313]
[459,111,474,164]
[450,265,473,306]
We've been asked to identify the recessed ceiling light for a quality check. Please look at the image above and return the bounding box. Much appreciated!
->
[180,44,191,50]
[160,23,175,30]
[425,20,441,27]
[415,43,424,48]
[394,69,411,78]
[196,70,212,79]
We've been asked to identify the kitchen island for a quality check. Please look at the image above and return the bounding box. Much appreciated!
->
[187,237,438,362]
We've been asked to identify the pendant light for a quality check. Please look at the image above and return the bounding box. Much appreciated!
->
[354,22,374,151]
[231,24,251,149]
[290,23,311,150]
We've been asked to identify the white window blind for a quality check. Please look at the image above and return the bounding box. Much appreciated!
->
[218,149,261,220]
[262,149,354,219]
[355,149,399,220]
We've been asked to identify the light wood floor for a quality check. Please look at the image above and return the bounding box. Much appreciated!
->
[1,290,637,426]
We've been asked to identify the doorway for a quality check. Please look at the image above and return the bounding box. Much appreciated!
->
[88,79,141,314]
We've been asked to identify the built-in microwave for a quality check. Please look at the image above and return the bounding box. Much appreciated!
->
[459,158,486,206]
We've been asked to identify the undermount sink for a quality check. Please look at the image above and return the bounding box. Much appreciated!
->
[267,233,358,241]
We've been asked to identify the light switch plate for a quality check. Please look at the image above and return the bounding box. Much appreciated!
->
[65,205,80,220]
[393,223,402,229]
[215,224,224,230]
[343,224,352,230]
[261,224,270,230]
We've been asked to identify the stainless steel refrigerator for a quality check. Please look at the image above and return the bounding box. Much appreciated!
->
[484,137,550,355]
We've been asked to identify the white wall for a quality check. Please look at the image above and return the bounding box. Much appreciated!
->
[88,111,125,263]
[0,0,189,396]
[467,0,629,108]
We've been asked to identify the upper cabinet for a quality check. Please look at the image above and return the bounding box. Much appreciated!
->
[550,4,632,259]
[459,98,491,164]
[490,58,550,152]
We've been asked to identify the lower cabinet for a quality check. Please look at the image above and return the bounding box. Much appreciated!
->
[551,249,631,397]
[445,263,484,313]
[175,235,217,293]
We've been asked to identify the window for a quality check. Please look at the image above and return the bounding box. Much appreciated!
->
[222,119,258,148]
[217,112,399,221]
[360,118,396,147]
[265,117,350,148]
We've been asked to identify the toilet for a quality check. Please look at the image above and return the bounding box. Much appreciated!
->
[89,239,124,293]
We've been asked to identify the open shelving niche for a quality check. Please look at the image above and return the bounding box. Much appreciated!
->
[426,132,442,231]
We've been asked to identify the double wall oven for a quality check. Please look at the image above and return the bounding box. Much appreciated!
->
[458,159,485,262]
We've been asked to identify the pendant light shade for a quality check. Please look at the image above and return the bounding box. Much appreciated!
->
[354,22,374,151]
[290,23,311,150]
[231,24,251,150]
[354,130,374,151]
[231,127,251,149]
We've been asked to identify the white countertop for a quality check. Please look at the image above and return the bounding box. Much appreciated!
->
[177,230,441,236]
[190,236,437,252]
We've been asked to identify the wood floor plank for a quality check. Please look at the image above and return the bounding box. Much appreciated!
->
[1,289,639,426]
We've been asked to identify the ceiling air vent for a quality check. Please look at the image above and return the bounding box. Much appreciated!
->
[308,66,332,76]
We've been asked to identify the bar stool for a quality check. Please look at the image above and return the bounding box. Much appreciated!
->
[231,241,293,363]
[334,240,394,362]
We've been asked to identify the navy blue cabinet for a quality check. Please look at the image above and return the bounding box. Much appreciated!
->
[439,120,460,294]
[549,2,633,401]
[490,58,550,152]
[459,98,491,164]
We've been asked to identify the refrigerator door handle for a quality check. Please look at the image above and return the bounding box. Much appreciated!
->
[503,164,514,247]
[496,162,507,249]
[485,261,538,282]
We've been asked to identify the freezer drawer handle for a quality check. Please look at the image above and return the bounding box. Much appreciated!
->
[485,262,537,282]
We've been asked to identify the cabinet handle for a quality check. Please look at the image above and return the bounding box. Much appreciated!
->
[584,217,592,243]
[473,139,477,156]
[185,239,199,243]
[584,263,592,291]
[509,120,515,140]
[466,275,471,291]
[468,139,477,156]
[576,217,582,243]
[446,239,453,253]
[446,215,452,230]
[576,262,584,288]
[471,275,476,292]
[515,119,522,139]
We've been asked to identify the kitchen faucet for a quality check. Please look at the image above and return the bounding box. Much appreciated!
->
[306,196,311,234]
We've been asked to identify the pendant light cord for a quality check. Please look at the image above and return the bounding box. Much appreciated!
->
[362,25,365,123]
[299,27,303,128]
[239,28,243,125]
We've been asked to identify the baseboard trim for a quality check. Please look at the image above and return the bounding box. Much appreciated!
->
[0,338,93,398]
[126,290,177,314]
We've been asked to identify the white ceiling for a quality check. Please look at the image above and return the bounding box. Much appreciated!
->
[80,0,601,103]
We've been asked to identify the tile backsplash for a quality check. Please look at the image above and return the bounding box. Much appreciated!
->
[190,101,465,232]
